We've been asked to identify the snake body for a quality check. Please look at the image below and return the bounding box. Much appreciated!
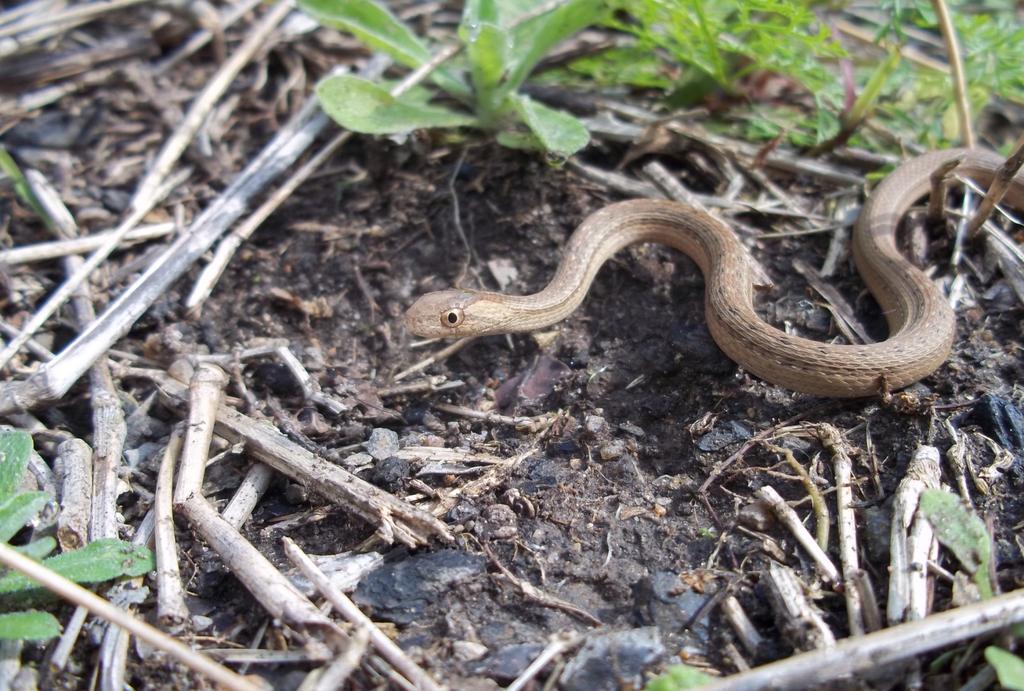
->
[405,149,1023,397]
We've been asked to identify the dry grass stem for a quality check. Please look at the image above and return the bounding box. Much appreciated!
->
[887,446,941,624]
[282,537,443,691]
[0,95,325,414]
[0,168,186,372]
[755,485,840,584]
[153,0,265,74]
[927,154,965,224]
[966,132,1024,236]
[765,562,836,651]
[139,365,451,546]
[0,542,264,691]
[791,259,873,345]
[88,376,126,541]
[506,632,583,691]
[767,442,830,550]
[833,17,950,74]
[309,626,370,691]
[53,438,92,551]
[704,588,1024,690]
[394,337,477,381]
[482,542,603,626]
[221,463,276,529]
[0,223,176,265]
[930,0,974,148]
[48,605,89,671]
[130,0,294,212]
[178,497,339,639]
[721,595,764,658]
[172,364,227,505]
[818,424,865,636]
[155,427,189,627]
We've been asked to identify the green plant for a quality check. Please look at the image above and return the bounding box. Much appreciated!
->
[610,0,844,98]
[299,0,606,157]
[0,431,153,641]
[644,663,714,690]
[870,0,1024,146]
[0,146,52,230]
[543,0,847,146]
[985,647,1024,691]
[918,488,992,599]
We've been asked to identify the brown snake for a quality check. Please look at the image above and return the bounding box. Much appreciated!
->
[405,149,1024,397]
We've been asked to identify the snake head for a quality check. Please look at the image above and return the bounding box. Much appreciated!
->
[404,289,504,338]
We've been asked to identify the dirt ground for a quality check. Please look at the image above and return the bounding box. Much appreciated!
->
[131,141,1024,687]
[4,7,1024,690]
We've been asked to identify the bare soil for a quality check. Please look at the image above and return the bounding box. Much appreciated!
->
[4,9,1024,689]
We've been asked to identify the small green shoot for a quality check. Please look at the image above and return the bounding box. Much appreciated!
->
[917,488,992,600]
[0,147,53,229]
[985,647,1024,691]
[644,664,715,690]
[0,430,155,641]
[299,0,604,157]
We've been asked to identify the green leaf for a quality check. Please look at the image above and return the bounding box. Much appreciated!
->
[503,0,605,94]
[846,48,902,125]
[14,537,56,561]
[0,539,154,596]
[466,21,510,118]
[495,130,541,151]
[0,611,61,641]
[510,94,589,157]
[0,491,48,543]
[644,664,715,690]
[317,75,477,135]
[985,647,1024,691]
[297,0,470,100]
[0,149,53,231]
[0,430,32,503]
[299,0,429,68]
[459,0,498,37]
[918,489,993,599]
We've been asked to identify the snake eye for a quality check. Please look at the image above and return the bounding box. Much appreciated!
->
[442,308,464,328]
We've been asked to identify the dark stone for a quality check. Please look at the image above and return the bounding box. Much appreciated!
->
[370,456,411,493]
[970,394,1024,481]
[696,420,752,452]
[354,550,487,625]
[469,643,545,681]
[559,627,664,691]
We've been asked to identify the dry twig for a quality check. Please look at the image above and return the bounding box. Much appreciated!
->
[701,588,1024,691]
[0,542,263,691]
[282,537,443,691]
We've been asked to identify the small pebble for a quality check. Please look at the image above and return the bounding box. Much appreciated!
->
[598,439,626,461]
[452,640,488,662]
[584,414,608,436]
[284,483,308,504]
[342,452,373,469]
[737,501,774,531]
[619,422,645,437]
[365,428,399,460]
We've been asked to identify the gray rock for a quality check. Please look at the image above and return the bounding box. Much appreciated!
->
[598,439,627,461]
[470,643,545,681]
[584,415,608,435]
[696,420,751,452]
[354,549,486,625]
[365,427,399,460]
[560,627,664,691]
